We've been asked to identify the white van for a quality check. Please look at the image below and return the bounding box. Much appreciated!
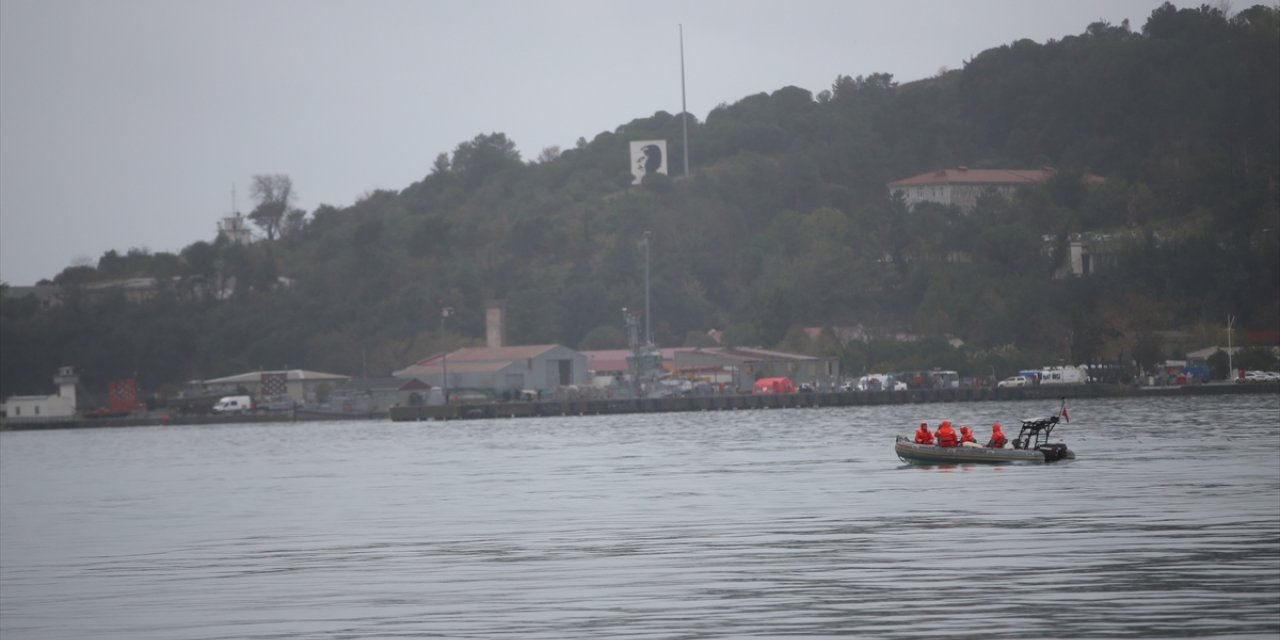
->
[928,370,961,389]
[212,395,253,413]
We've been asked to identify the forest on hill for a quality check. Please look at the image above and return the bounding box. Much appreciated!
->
[2,2,1278,398]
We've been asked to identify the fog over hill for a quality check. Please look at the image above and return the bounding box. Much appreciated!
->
[1,0,1212,287]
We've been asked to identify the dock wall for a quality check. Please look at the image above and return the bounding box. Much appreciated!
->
[3,383,1272,431]
[387,383,1277,422]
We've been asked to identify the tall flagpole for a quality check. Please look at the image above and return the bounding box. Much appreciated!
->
[680,24,689,178]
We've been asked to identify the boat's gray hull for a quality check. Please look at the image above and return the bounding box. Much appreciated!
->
[894,436,1074,464]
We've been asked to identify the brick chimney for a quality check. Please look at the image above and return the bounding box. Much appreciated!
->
[485,300,506,348]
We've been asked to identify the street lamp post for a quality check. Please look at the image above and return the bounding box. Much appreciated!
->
[1227,314,1236,379]
[643,230,651,347]
[441,307,454,405]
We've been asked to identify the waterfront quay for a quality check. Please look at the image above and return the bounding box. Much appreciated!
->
[2,383,1272,431]
[389,382,1277,422]
[0,409,377,431]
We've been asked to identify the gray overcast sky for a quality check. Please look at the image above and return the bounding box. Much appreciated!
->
[1,0,1203,286]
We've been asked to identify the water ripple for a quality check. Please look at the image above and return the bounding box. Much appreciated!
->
[2,395,1278,638]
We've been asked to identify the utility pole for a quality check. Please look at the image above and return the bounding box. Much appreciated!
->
[644,231,651,346]
[1227,314,1236,379]
[680,25,690,178]
[441,307,454,405]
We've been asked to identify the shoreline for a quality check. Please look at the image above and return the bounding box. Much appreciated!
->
[3,382,1275,431]
[0,408,386,432]
[391,381,1278,422]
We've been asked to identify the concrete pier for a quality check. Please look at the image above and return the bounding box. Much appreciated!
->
[387,382,1277,422]
[2,383,1271,430]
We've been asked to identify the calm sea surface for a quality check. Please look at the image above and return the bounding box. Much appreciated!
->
[2,394,1278,639]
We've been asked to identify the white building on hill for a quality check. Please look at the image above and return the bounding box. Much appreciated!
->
[218,212,254,245]
[887,167,1104,213]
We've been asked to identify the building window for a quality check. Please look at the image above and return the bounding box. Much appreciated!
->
[13,407,19,416]
[35,406,40,415]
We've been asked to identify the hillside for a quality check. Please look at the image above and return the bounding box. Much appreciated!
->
[2,2,1277,398]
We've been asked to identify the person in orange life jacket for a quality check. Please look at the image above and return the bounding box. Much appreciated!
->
[914,422,934,445]
[958,425,977,445]
[986,423,1007,448]
[935,420,958,447]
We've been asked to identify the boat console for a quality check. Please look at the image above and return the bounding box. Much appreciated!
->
[1012,415,1071,461]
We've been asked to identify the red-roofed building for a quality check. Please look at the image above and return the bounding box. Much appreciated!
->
[393,344,588,395]
[887,167,1104,212]
[580,348,697,376]
[673,347,840,393]
[1246,331,1280,346]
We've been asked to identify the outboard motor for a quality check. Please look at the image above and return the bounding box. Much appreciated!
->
[1037,443,1070,462]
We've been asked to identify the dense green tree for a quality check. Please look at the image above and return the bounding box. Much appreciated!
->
[580,325,626,350]
[450,133,522,189]
[180,241,218,279]
[248,174,295,241]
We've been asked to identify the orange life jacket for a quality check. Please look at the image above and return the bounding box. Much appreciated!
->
[936,424,958,447]
[987,425,1007,448]
[914,426,934,444]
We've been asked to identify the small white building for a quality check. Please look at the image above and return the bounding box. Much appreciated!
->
[1,366,79,422]
[217,213,254,245]
[1059,235,1118,278]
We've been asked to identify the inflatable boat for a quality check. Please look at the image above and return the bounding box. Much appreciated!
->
[895,415,1075,464]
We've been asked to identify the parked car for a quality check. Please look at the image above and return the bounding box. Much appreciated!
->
[856,374,905,391]
[998,376,1030,388]
[1241,370,1280,382]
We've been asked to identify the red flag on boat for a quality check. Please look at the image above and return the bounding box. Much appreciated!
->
[1060,400,1069,423]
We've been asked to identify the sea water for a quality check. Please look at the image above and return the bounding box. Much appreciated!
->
[2,394,1277,639]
